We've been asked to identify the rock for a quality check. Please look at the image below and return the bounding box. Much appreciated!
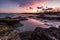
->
[0,31,21,40]
[0,22,22,40]
[19,31,33,40]
[31,27,60,40]
[15,16,28,21]
[13,27,60,40]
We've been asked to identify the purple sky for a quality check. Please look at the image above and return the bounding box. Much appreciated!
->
[0,0,60,13]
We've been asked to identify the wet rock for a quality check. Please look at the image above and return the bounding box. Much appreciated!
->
[20,27,60,40]
[0,24,21,40]
[31,27,60,40]
[15,16,28,21]
[19,31,33,40]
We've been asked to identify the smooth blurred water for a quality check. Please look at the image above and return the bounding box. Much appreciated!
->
[0,13,14,18]
[0,13,36,18]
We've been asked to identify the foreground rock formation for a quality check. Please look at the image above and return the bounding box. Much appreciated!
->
[0,17,24,40]
[0,24,21,40]
[20,27,60,40]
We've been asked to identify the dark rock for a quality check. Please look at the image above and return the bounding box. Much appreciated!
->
[19,27,60,40]
[19,31,33,40]
[15,16,28,21]
[31,27,60,40]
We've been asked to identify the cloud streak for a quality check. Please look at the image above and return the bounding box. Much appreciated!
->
[9,0,48,7]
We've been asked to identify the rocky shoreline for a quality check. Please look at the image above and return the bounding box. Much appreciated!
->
[0,16,28,40]
[19,27,60,40]
[0,16,60,40]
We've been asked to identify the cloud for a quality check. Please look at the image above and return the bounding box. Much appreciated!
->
[9,0,47,7]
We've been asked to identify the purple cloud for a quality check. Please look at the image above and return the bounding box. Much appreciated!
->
[9,0,45,7]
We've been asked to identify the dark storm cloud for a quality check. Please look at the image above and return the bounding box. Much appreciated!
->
[9,0,44,7]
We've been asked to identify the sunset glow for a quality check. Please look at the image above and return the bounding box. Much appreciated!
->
[0,0,60,13]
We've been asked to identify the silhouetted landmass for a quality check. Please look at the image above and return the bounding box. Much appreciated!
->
[0,11,60,15]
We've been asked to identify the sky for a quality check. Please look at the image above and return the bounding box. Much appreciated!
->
[0,0,60,13]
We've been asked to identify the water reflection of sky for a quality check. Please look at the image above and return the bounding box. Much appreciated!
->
[16,18,60,32]
[16,18,50,32]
